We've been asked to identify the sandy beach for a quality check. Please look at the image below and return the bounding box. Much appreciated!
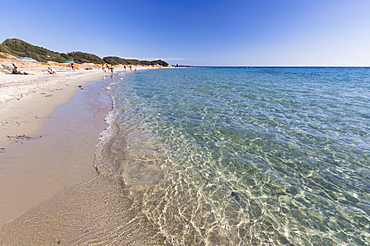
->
[0,57,152,149]
[0,60,163,244]
[0,60,110,219]
[0,74,105,219]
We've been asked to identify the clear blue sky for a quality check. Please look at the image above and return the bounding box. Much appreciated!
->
[1,0,370,66]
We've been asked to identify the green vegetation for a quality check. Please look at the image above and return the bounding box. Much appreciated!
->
[0,44,10,54]
[1,38,61,62]
[103,56,127,65]
[51,56,69,63]
[67,52,104,64]
[0,38,170,67]
[102,56,169,67]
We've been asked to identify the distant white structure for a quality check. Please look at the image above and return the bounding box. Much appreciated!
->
[16,57,38,62]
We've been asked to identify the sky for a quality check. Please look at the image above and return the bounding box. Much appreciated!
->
[1,0,370,66]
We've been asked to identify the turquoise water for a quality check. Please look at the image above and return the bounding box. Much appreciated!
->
[97,67,370,245]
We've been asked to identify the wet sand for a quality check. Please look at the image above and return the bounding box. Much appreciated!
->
[0,175,164,245]
[0,76,108,225]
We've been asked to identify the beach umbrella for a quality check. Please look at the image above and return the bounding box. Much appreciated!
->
[64,61,75,64]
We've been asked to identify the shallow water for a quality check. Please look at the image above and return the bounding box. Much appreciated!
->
[96,67,370,245]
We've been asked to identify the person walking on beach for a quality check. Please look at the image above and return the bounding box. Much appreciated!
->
[110,65,114,74]
[102,64,107,73]
[71,63,75,71]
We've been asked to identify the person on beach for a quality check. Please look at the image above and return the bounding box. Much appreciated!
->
[12,66,21,74]
[102,64,107,73]
[110,65,114,74]
[11,63,21,74]
[12,66,28,75]
[71,63,75,71]
[47,67,56,74]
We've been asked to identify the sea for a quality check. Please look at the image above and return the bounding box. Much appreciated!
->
[95,67,370,245]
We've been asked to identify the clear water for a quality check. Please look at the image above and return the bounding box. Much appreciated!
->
[96,67,370,245]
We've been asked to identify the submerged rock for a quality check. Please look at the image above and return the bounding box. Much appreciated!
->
[231,191,241,201]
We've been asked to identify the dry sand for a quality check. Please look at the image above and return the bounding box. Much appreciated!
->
[0,59,152,148]
[0,71,107,146]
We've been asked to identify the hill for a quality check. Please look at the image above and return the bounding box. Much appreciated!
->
[0,38,169,67]
[103,56,169,67]
[1,38,64,62]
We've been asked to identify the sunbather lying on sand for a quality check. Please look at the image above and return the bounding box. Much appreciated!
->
[12,67,28,75]
[47,67,56,74]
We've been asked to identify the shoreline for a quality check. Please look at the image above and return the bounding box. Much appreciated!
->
[0,65,157,148]
[0,72,112,226]
[0,69,108,148]
[0,69,165,245]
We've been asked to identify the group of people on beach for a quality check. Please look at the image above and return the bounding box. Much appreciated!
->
[123,65,135,71]
[102,64,137,73]
[10,62,124,76]
[47,63,74,74]
[102,64,114,74]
